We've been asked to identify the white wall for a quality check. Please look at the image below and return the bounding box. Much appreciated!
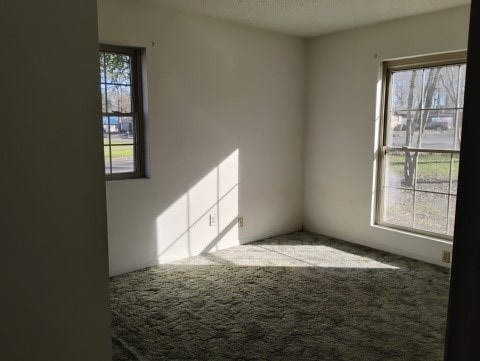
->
[1,0,112,359]
[97,0,305,276]
[304,6,470,267]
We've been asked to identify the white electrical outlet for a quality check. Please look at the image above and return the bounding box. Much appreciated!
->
[238,217,244,227]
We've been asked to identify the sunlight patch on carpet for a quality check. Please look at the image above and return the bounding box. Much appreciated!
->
[169,244,399,269]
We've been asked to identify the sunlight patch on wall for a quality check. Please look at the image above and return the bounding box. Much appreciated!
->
[155,149,239,263]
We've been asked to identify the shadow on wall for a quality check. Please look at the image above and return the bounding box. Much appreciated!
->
[155,149,240,263]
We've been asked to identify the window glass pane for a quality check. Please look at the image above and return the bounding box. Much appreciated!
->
[104,146,111,174]
[111,145,135,174]
[104,53,131,85]
[384,150,408,189]
[391,69,422,110]
[417,109,455,149]
[384,150,416,189]
[103,115,120,134]
[458,64,466,108]
[120,116,134,139]
[101,86,107,113]
[439,65,460,108]
[448,196,457,236]
[422,66,459,109]
[382,188,414,228]
[99,53,106,83]
[110,117,135,145]
[106,84,132,113]
[415,153,451,194]
[414,192,448,234]
[103,124,110,145]
[109,129,122,143]
[454,109,462,150]
[389,110,421,147]
[450,154,460,194]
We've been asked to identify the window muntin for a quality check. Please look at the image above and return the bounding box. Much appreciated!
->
[377,54,466,239]
[100,45,145,180]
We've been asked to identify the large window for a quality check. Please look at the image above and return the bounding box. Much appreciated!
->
[100,44,145,180]
[376,52,466,240]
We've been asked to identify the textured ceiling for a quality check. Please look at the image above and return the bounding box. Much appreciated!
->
[147,0,470,37]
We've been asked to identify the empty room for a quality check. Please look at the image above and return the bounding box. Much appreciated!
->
[3,0,479,360]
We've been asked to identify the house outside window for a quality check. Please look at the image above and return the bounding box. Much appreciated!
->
[100,44,145,180]
[376,52,466,240]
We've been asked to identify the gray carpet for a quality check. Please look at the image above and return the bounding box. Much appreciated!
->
[110,231,450,360]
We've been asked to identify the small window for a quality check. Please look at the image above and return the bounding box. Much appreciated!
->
[99,44,145,180]
[376,52,466,240]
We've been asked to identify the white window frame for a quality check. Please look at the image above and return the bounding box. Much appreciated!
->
[376,51,467,241]
[100,44,146,180]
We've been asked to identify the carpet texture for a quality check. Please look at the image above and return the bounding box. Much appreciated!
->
[110,231,450,360]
